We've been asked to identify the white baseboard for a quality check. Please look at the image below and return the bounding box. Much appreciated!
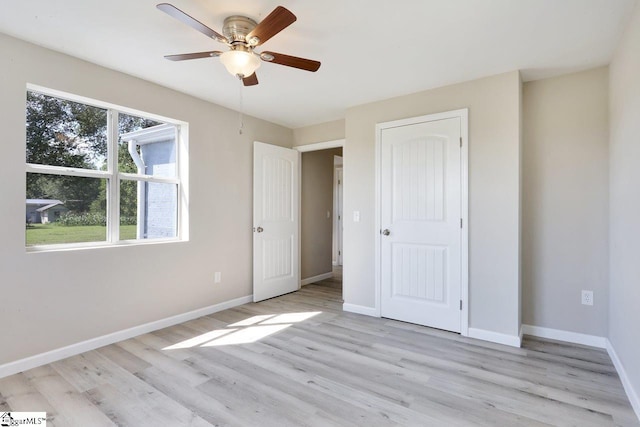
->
[521,326,638,421]
[606,339,640,421]
[300,272,333,286]
[522,324,606,348]
[0,295,253,379]
[343,303,379,317]
[468,327,522,348]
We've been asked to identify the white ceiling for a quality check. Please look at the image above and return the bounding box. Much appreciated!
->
[1,0,636,128]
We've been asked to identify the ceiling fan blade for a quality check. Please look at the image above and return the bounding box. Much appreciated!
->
[246,6,296,46]
[157,3,227,43]
[261,51,321,72]
[243,73,259,86]
[164,51,222,61]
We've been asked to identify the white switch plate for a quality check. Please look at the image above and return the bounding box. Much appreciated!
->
[353,211,360,222]
[327,211,331,219]
[581,290,593,306]
[214,272,221,283]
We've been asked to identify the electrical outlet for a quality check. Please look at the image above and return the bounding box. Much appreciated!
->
[214,272,221,284]
[581,290,593,306]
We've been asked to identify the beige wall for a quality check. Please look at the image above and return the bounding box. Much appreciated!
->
[301,148,343,279]
[522,67,609,336]
[344,71,522,338]
[293,119,345,146]
[0,33,293,365]
[609,2,640,406]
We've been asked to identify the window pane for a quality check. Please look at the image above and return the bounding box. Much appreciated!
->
[26,173,107,246]
[118,114,176,178]
[120,180,177,240]
[26,92,107,170]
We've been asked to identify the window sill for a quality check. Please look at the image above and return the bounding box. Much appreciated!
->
[26,237,188,254]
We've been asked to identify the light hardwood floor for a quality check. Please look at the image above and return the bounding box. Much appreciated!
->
[1,274,638,426]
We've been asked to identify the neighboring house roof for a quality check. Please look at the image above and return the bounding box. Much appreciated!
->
[36,202,65,212]
[26,199,65,212]
[120,123,175,145]
[26,198,62,205]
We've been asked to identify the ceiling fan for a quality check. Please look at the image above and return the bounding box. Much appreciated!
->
[157,3,321,86]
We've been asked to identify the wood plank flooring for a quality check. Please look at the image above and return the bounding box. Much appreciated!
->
[1,275,638,426]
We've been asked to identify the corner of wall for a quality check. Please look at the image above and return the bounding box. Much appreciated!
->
[518,70,524,334]
[607,1,640,422]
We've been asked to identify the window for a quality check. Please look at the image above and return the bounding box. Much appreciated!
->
[25,87,186,248]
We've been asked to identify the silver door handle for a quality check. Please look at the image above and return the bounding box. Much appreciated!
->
[382,229,390,236]
[256,226,264,233]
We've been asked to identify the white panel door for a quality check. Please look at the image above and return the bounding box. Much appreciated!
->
[253,142,299,302]
[380,118,462,332]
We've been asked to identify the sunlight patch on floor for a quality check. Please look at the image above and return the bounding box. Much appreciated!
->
[163,311,322,350]
[228,314,276,327]
[202,324,290,347]
[261,312,320,324]
[163,329,237,350]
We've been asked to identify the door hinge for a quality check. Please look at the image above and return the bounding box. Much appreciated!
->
[339,250,341,255]
[460,137,462,147]
[460,300,463,310]
[460,218,463,228]
[338,179,341,184]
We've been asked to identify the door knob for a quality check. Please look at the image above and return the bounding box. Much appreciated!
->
[256,226,264,233]
[382,229,390,236]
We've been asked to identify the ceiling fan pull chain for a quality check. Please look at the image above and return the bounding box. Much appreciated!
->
[238,79,244,135]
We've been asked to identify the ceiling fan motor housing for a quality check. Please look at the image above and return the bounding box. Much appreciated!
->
[223,15,258,45]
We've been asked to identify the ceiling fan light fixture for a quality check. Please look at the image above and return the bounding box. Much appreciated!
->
[220,50,261,78]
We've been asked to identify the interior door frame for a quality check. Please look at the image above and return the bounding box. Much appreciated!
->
[294,139,345,289]
[333,160,343,266]
[374,109,469,336]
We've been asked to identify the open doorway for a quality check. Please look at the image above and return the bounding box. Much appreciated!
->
[296,140,344,297]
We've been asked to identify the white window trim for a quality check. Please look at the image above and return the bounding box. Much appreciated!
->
[25,85,189,252]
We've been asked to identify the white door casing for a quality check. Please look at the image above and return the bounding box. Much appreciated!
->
[378,111,468,333]
[337,167,344,266]
[253,142,300,302]
[333,163,344,266]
